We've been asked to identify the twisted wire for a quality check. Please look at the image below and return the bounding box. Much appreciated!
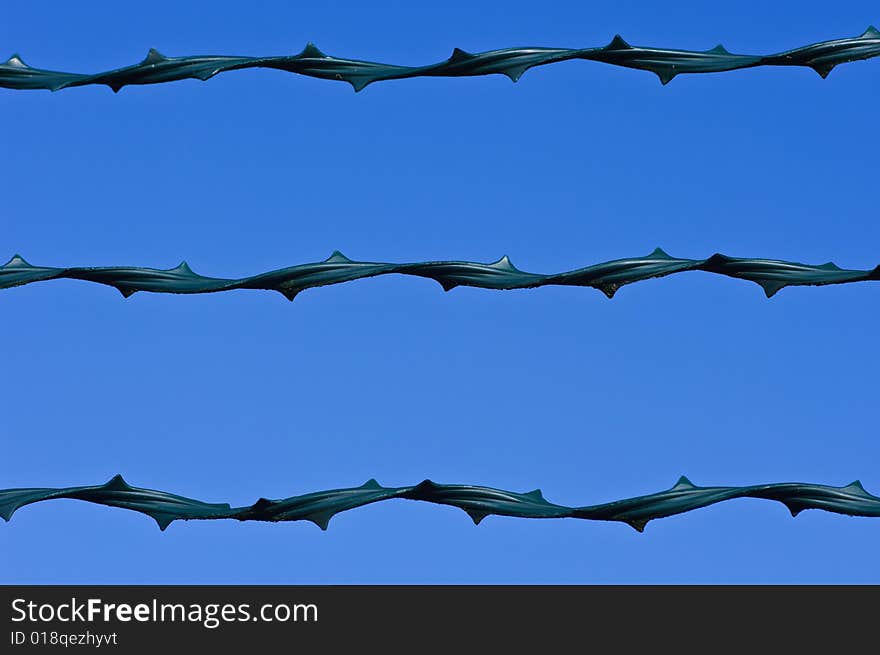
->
[3,249,878,301]
[2,475,877,532]
[1,27,878,93]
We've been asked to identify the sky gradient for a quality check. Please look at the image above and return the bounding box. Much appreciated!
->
[1,1,878,583]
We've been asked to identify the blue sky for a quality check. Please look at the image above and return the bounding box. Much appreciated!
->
[1,1,878,583]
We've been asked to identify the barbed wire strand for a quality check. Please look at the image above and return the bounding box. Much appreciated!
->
[3,250,878,301]
[1,27,878,93]
[1,475,878,532]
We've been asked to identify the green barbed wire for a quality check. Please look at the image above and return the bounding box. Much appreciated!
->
[1,26,878,93]
[2,249,878,301]
[2,475,877,532]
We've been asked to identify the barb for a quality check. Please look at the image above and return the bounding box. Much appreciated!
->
[2,475,878,532]
[1,27,878,93]
[2,249,878,301]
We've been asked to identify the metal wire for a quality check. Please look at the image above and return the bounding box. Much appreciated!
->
[5,28,878,543]
[3,249,877,301]
[1,27,878,93]
[2,475,877,532]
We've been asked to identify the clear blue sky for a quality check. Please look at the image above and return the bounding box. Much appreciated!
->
[2,1,878,583]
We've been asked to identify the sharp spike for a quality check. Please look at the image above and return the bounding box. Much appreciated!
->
[151,513,175,531]
[103,474,131,491]
[299,43,327,59]
[4,53,27,68]
[502,65,530,83]
[3,254,31,268]
[656,69,676,85]
[598,283,619,299]
[626,518,649,532]
[279,288,300,302]
[308,511,334,531]
[448,47,472,63]
[490,255,517,271]
[705,253,732,265]
[606,34,631,50]
[649,247,671,259]
[671,476,696,491]
[324,250,352,264]
[0,502,17,522]
[415,479,439,491]
[142,48,167,65]
[758,280,787,298]
[812,63,835,79]
[843,480,867,494]
[346,75,374,93]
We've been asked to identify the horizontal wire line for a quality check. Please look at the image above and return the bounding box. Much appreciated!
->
[1,27,878,93]
[3,249,878,301]
[2,475,878,532]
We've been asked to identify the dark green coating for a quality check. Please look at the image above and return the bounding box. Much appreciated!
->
[1,27,877,93]
[3,249,877,301]
[2,475,878,532]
